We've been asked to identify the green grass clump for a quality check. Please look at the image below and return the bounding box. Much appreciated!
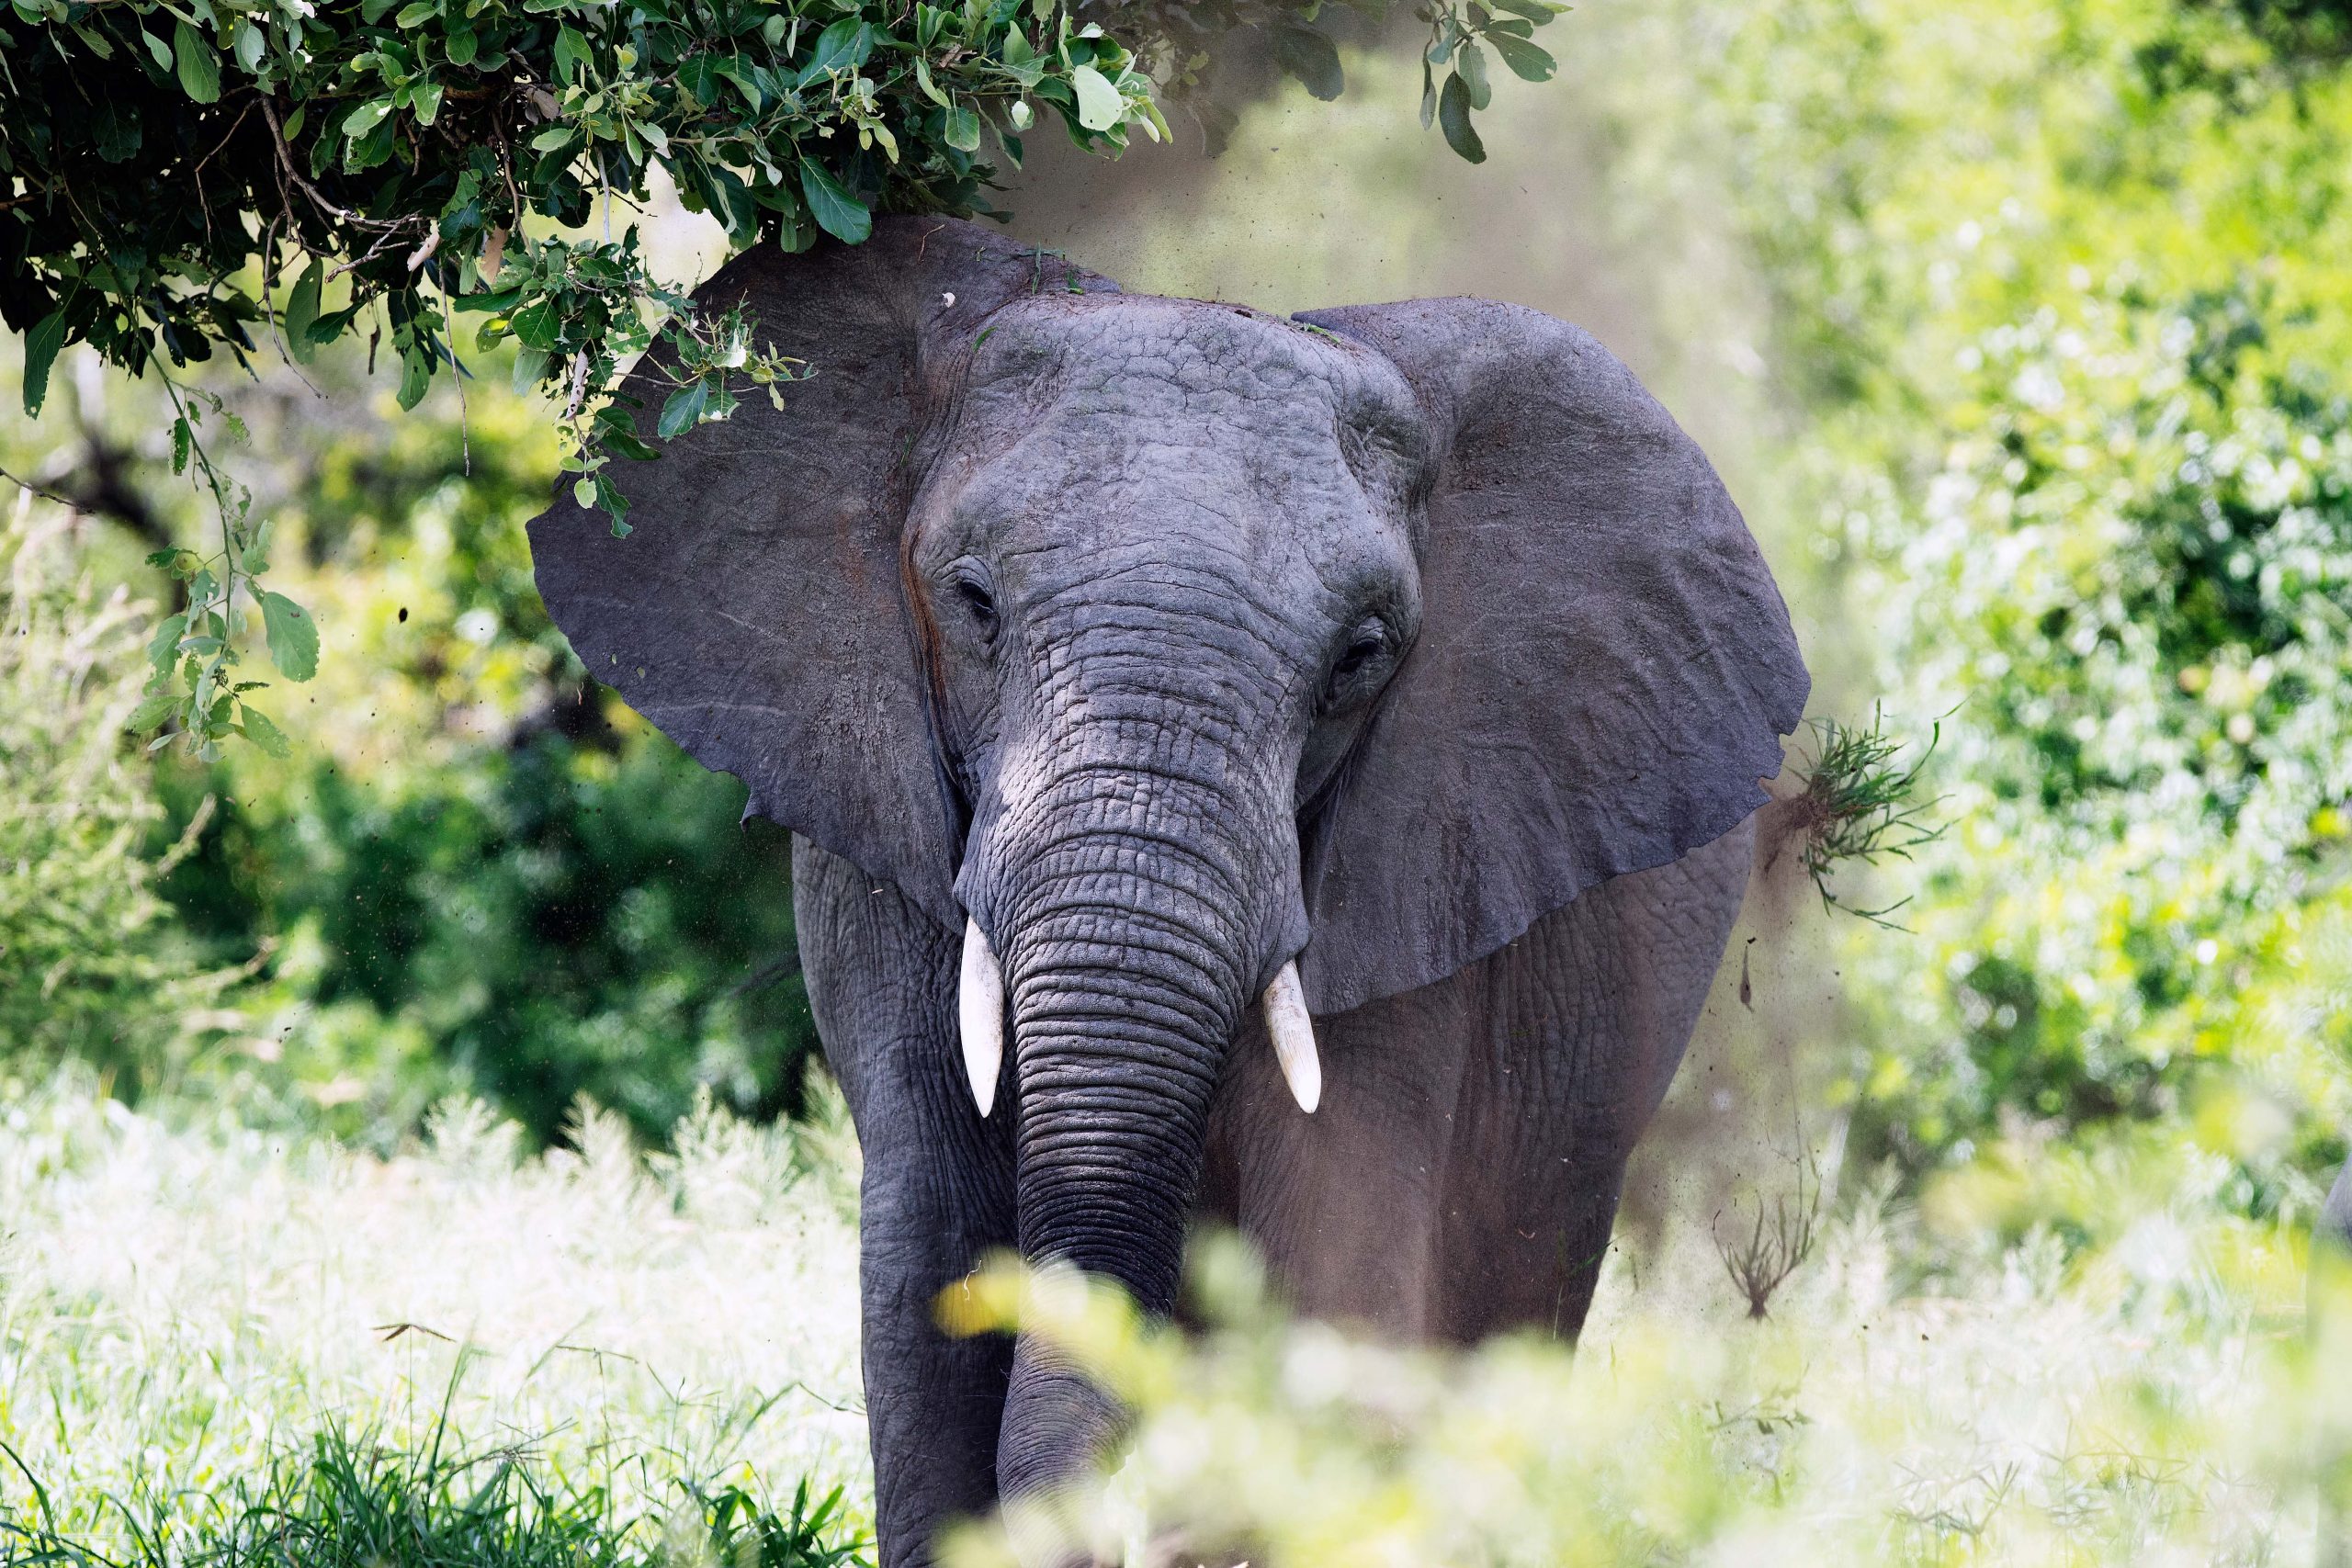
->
[1788,706,1944,927]
[0,1423,865,1568]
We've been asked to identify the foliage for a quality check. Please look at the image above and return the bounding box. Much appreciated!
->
[171,729,818,1147]
[8,1066,2346,1568]
[1785,706,1944,925]
[0,335,820,1146]
[0,0,1567,758]
[1670,0,2352,1190]
[0,499,240,1095]
[1413,0,1566,164]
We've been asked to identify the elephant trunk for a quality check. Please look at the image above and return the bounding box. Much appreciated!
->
[963,762,1295,1507]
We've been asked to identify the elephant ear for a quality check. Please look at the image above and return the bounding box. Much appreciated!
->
[527,216,1118,930]
[1290,298,1809,1016]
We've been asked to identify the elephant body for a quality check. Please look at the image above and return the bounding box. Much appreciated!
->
[528,217,1807,1565]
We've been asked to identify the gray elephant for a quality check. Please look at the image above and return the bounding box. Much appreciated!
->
[527,216,1808,1565]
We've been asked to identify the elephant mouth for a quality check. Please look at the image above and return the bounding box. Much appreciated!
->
[953,914,1320,1119]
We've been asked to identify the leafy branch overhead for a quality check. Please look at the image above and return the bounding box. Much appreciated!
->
[0,0,1566,754]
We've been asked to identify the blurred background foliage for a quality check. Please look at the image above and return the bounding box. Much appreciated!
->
[3,0,2347,1242]
[3,300,817,1147]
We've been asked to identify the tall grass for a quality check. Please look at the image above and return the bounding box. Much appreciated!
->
[0,1070,867,1559]
[5,1063,2343,1566]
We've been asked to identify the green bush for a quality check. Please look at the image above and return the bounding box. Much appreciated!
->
[166,726,816,1147]
[1679,0,2352,1197]
[0,502,232,1093]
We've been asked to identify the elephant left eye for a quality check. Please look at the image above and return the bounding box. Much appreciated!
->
[949,565,999,639]
[1334,632,1385,677]
[1324,623,1391,707]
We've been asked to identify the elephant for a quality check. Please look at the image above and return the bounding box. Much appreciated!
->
[526,215,1809,1566]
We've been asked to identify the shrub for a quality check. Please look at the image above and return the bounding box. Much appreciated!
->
[0,498,235,1093]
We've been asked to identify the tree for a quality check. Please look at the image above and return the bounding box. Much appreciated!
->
[0,0,1564,755]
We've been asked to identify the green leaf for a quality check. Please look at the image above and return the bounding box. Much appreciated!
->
[510,297,562,352]
[554,24,589,84]
[594,473,631,536]
[396,344,433,410]
[141,28,171,69]
[445,26,478,64]
[21,308,67,416]
[241,518,275,575]
[237,704,291,756]
[129,688,181,733]
[573,477,597,508]
[798,163,871,243]
[1069,63,1123,131]
[594,406,662,461]
[1438,72,1486,163]
[411,81,444,125]
[1487,30,1557,81]
[282,258,322,363]
[1487,0,1567,20]
[258,591,319,682]
[173,19,220,103]
[232,18,263,73]
[1272,25,1343,102]
[1420,60,1437,130]
[944,103,981,152]
[529,124,577,152]
[799,17,873,81]
[657,379,709,439]
[342,98,392,137]
[147,612,188,672]
[171,416,193,475]
[913,53,950,107]
[1456,39,1492,108]
[512,344,551,395]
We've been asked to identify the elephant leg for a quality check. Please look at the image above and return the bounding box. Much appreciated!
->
[1431,818,1755,1342]
[793,837,1017,1568]
[1208,820,1753,1348]
[1202,984,1461,1339]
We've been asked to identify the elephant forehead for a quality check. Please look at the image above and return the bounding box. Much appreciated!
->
[967,294,1420,446]
[950,295,1427,527]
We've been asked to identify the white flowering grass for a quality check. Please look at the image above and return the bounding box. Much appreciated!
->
[5,1068,2340,1568]
[0,1071,869,1554]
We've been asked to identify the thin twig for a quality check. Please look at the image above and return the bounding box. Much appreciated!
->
[258,96,387,228]
[0,465,84,513]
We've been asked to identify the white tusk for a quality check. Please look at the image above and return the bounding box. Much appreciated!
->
[959,917,1005,1117]
[1261,960,1320,1114]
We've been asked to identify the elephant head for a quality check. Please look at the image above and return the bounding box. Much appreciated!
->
[527,215,1806,1498]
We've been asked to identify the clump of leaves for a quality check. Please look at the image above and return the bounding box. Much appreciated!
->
[0,0,1570,760]
[1788,705,1945,926]
[1418,0,1568,163]
[0,0,1165,756]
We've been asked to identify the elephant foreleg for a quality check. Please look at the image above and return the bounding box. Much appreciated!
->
[793,838,1016,1568]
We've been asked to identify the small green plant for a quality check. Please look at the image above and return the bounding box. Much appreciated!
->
[1789,705,1945,926]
